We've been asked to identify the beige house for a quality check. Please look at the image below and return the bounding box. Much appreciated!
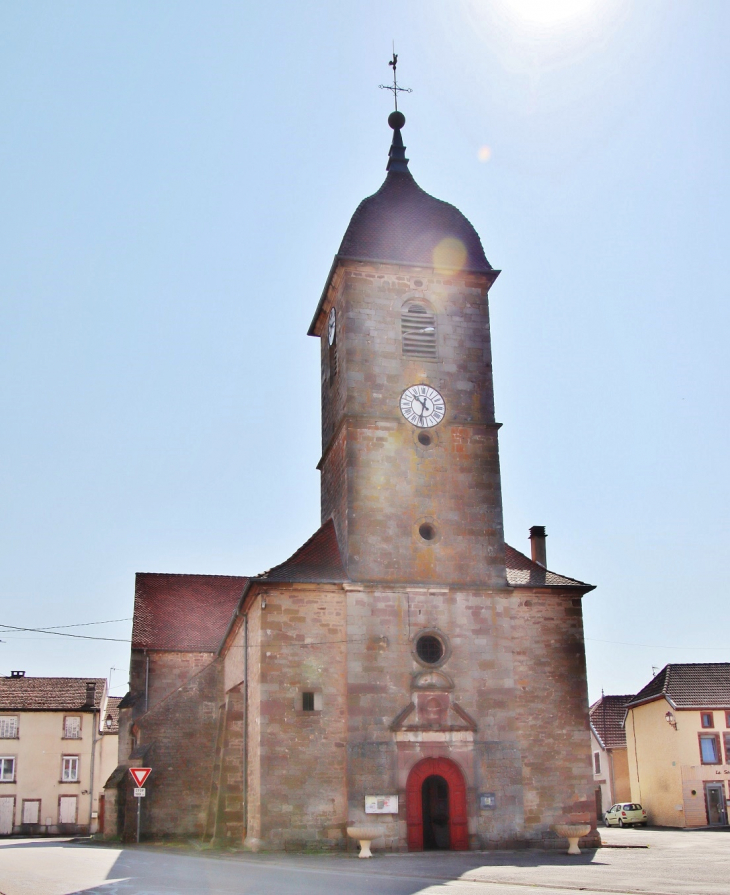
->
[589,695,632,817]
[625,664,730,827]
[0,672,120,836]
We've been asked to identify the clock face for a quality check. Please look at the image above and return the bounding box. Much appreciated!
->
[400,384,445,428]
[327,307,336,345]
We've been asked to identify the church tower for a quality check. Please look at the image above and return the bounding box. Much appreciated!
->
[116,95,598,854]
[309,112,505,587]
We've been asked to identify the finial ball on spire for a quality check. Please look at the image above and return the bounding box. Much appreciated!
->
[388,111,406,130]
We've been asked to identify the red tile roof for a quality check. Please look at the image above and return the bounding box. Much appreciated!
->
[103,696,122,734]
[590,695,633,749]
[0,677,106,711]
[258,519,347,583]
[627,664,730,710]
[504,545,594,590]
[132,573,247,651]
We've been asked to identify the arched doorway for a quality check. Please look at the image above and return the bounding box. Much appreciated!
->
[406,757,469,850]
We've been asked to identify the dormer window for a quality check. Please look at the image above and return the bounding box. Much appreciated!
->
[401,303,437,359]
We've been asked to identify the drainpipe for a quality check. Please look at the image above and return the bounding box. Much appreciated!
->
[144,653,150,713]
[88,703,98,834]
[243,612,249,841]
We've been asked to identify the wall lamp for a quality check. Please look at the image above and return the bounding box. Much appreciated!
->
[665,710,677,730]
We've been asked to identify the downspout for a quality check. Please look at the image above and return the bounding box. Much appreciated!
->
[631,710,641,802]
[145,653,150,712]
[243,612,249,840]
[88,702,98,834]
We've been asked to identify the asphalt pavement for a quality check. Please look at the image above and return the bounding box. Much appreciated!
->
[0,827,728,895]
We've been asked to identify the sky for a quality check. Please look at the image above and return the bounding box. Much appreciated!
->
[1,0,728,703]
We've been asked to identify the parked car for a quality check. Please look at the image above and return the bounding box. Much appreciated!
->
[604,803,647,827]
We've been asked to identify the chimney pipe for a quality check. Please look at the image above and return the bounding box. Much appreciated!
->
[84,682,96,708]
[529,526,547,567]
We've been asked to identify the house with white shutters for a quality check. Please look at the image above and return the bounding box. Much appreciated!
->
[0,672,119,836]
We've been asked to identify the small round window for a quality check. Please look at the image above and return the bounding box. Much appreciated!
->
[416,634,444,665]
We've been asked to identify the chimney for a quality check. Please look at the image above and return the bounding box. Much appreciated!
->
[529,526,547,567]
[84,681,97,708]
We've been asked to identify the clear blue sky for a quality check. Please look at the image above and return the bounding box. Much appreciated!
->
[1,1,728,702]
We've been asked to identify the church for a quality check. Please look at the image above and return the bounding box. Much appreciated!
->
[105,107,599,851]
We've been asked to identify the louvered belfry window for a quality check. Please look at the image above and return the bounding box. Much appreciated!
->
[401,303,437,358]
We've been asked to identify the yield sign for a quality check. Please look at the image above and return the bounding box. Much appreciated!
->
[129,767,151,787]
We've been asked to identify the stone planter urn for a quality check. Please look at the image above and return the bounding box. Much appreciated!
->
[551,823,592,855]
[346,825,383,858]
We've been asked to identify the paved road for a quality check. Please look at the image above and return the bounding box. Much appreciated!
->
[0,827,728,895]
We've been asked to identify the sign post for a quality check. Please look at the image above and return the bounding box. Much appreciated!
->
[129,768,152,843]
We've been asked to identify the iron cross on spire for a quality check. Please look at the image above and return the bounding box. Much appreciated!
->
[379,49,412,112]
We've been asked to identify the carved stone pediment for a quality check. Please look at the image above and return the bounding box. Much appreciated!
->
[411,670,454,691]
[389,693,477,732]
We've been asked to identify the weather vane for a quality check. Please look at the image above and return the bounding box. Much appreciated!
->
[379,46,412,112]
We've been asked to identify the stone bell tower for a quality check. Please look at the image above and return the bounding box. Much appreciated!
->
[309,112,506,587]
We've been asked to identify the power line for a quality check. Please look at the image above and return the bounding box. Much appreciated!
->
[0,623,130,643]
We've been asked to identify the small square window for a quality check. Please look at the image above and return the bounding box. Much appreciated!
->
[0,756,16,782]
[0,716,18,739]
[64,716,81,739]
[701,712,714,729]
[61,756,79,782]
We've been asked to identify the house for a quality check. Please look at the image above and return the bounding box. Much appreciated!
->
[106,109,600,851]
[589,694,633,816]
[0,672,120,836]
[625,663,730,827]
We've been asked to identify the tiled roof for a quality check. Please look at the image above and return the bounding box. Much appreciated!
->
[103,696,122,734]
[627,664,730,709]
[590,695,634,749]
[258,520,347,583]
[338,170,493,274]
[504,545,594,589]
[0,677,106,711]
[132,573,247,651]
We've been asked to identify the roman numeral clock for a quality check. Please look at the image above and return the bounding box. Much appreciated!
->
[400,385,445,428]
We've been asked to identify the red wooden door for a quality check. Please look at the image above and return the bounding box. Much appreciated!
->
[405,757,469,850]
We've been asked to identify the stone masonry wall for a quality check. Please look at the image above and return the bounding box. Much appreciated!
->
[318,261,506,586]
[251,584,348,850]
[511,588,599,843]
[344,582,525,847]
[129,648,215,712]
[125,658,222,840]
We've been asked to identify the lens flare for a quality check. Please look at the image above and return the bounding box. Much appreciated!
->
[433,238,467,275]
[477,145,492,162]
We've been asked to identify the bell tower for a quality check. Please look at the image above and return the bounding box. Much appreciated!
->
[309,113,506,587]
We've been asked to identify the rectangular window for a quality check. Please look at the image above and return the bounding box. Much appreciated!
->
[61,756,79,782]
[0,757,16,782]
[302,692,315,712]
[699,734,721,764]
[725,711,730,728]
[701,712,714,729]
[63,716,81,739]
[22,800,40,824]
[0,717,18,739]
[723,732,730,764]
[593,751,601,774]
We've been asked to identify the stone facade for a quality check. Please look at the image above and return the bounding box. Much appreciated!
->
[108,114,599,851]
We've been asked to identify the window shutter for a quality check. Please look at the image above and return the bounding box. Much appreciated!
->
[401,304,437,358]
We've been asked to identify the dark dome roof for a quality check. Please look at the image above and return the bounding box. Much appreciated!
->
[337,122,493,273]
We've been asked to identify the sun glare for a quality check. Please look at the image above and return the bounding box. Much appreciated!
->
[504,0,600,25]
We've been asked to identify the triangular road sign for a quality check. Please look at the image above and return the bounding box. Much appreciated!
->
[129,767,151,787]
